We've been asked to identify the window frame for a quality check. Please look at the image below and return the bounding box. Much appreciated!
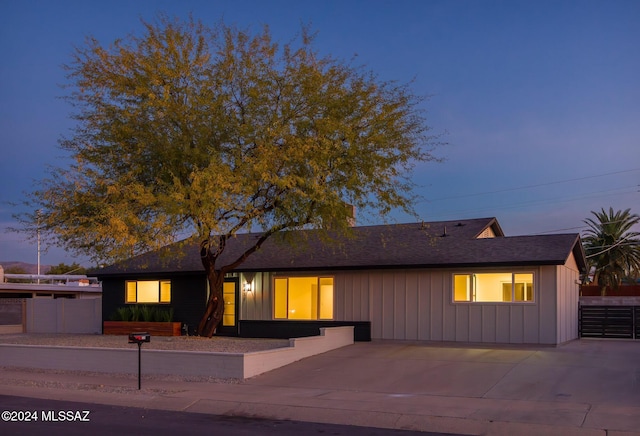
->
[272,275,335,320]
[452,271,535,304]
[125,280,171,304]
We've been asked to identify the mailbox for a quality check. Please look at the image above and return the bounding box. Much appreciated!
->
[129,332,150,390]
[128,332,151,344]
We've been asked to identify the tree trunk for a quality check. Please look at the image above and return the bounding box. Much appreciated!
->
[196,259,225,337]
[194,226,291,337]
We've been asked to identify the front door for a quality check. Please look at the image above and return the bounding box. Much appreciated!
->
[217,278,239,336]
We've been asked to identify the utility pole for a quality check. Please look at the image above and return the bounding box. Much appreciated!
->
[36,209,41,283]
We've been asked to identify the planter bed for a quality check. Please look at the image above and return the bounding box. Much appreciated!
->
[103,321,181,336]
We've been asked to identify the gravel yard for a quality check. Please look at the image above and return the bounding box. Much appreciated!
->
[0,334,292,391]
[0,333,290,353]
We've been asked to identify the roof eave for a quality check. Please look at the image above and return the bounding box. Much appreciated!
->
[233,260,569,273]
[570,235,588,273]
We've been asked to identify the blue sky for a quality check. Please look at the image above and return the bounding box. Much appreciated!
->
[1,0,639,266]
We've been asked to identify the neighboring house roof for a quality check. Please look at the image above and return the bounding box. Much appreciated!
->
[0,275,102,295]
[95,217,587,277]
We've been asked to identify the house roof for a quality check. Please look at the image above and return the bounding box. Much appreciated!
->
[94,217,587,277]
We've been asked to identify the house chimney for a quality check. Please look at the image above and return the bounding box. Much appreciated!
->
[345,203,356,227]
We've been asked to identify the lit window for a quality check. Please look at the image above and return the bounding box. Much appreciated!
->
[453,273,533,303]
[222,281,236,326]
[274,276,334,320]
[125,280,171,303]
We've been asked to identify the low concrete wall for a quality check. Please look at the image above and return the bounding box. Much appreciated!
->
[0,326,353,379]
[26,298,102,334]
[580,285,640,296]
[580,296,640,306]
[243,326,354,378]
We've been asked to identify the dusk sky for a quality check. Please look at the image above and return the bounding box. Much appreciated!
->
[1,0,638,267]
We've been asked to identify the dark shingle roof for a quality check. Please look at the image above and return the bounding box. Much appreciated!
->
[95,217,586,277]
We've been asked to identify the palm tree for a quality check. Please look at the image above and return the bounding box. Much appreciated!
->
[582,207,640,294]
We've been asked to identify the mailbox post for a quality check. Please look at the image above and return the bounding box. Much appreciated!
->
[128,332,150,390]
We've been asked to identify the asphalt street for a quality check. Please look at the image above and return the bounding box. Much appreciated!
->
[0,395,457,436]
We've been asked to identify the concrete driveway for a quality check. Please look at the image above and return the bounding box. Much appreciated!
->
[243,339,640,434]
[1,338,639,435]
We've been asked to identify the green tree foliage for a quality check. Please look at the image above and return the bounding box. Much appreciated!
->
[46,262,87,275]
[582,207,640,293]
[14,16,441,336]
[4,266,28,274]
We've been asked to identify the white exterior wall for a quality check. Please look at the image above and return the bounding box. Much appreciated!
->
[241,265,566,345]
[555,253,581,344]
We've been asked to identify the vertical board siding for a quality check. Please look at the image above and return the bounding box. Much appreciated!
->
[241,272,272,321]
[343,274,353,321]
[567,264,579,341]
[239,265,562,345]
[393,273,406,339]
[359,274,369,321]
[495,305,511,343]
[240,272,254,321]
[405,272,419,340]
[538,266,557,344]
[334,274,345,320]
[509,306,524,343]
[261,272,273,319]
[481,305,496,342]
[430,273,444,341]
[370,271,384,339]
[455,304,470,342]
[523,305,540,343]
[468,305,482,342]
[240,272,253,320]
[556,260,579,344]
[335,273,368,322]
[557,266,567,342]
[442,275,457,342]
[418,272,431,340]
[382,273,395,339]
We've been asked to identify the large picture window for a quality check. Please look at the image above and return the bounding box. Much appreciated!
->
[453,273,533,303]
[274,276,334,320]
[126,280,171,303]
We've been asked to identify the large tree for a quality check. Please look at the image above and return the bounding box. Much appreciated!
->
[15,16,440,336]
[582,207,640,293]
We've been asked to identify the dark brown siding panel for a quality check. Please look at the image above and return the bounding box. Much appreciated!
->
[171,275,207,334]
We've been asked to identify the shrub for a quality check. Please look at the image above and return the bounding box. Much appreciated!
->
[139,305,154,322]
[109,305,174,322]
[128,305,140,321]
[156,307,174,322]
[111,307,131,321]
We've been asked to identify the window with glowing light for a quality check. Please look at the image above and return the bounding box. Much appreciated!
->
[453,273,534,303]
[125,280,171,304]
[274,277,334,320]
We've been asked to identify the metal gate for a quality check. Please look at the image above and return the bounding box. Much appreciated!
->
[0,298,25,333]
[579,305,638,339]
